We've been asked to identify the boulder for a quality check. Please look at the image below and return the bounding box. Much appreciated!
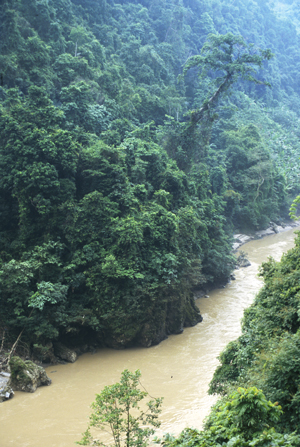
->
[193,289,206,299]
[255,228,275,238]
[32,342,56,363]
[232,242,241,251]
[0,371,14,403]
[0,384,14,402]
[269,221,279,233]
[236,251,251,268]
[8,356,51,393]
[239,258,251,268]
[137,322,167,348]
[54,342,78,363]
[233,234,253,244]
[232,234,254,251]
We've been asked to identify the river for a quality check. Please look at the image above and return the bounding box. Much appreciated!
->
[0,227,298,447]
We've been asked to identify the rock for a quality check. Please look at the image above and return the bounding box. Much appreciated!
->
[230,274,236,280]
[0,371,13,403]
[269,221,279,233]
[236,251,251,268]
[234,234,253,244]
[232,234,254,251]
[8,356,51,393]
[239,258,251,268]
[137,321,168,348]
[255,228,275,238]
[136,292,202,347]
[276,226,285,232]
[32,342,56,363]
[54,342,78,363]
[0,384,14,403]
[193,289,206,299]
[74,344,89,355]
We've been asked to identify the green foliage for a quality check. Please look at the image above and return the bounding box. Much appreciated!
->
[247,331,300,433]
[28,282,68,311]
[183,32,273,110]
[0,241,80,341]
[78,369,162,447]
[290,195,300,220]
[0,1,298,443]
[9,356,36,386]
[209,232,300,433]
[160,387,299,447]
[0,0,299,354]
[223,124,284,229]
[207,387,282,439]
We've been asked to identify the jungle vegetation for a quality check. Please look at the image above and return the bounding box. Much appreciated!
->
[80,370,300,446]
[208,231,300,436]
[78,369,163,447]
[1,0,300,354]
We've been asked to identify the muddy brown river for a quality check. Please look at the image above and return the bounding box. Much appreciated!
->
[0,228,299,447]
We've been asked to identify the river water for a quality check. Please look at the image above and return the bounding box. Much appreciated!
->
[0,228,298,447]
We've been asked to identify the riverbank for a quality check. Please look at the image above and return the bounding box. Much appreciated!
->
[2,220,299,370]
[1,221,299,404]
[194,219,300,299]
[232,219,300,252]
[0,227,299,446]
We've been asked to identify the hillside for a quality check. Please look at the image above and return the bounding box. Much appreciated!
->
[0,0,300,354]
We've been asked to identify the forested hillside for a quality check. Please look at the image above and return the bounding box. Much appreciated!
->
[208,232,300,434]
[1,0,300,353]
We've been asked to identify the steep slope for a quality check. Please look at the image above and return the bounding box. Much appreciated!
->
[0,0,299,352]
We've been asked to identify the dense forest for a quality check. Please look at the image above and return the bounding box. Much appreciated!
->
[1,0,300,360]
[2,0,300,444]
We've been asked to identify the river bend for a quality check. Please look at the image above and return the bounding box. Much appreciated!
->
[0,228,298,447]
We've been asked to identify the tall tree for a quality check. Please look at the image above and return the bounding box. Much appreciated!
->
[183,33,273,125]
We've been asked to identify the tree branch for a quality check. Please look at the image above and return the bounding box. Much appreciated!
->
[190,73,232,124]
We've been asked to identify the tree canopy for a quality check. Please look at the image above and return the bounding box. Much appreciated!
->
[0,0,300,354]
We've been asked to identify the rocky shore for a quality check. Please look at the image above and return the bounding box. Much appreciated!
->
[0,342,80,403]
[0,370,13,402]
[232,220,300,252]
[194,219,300,299]
[0,356,53,403]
